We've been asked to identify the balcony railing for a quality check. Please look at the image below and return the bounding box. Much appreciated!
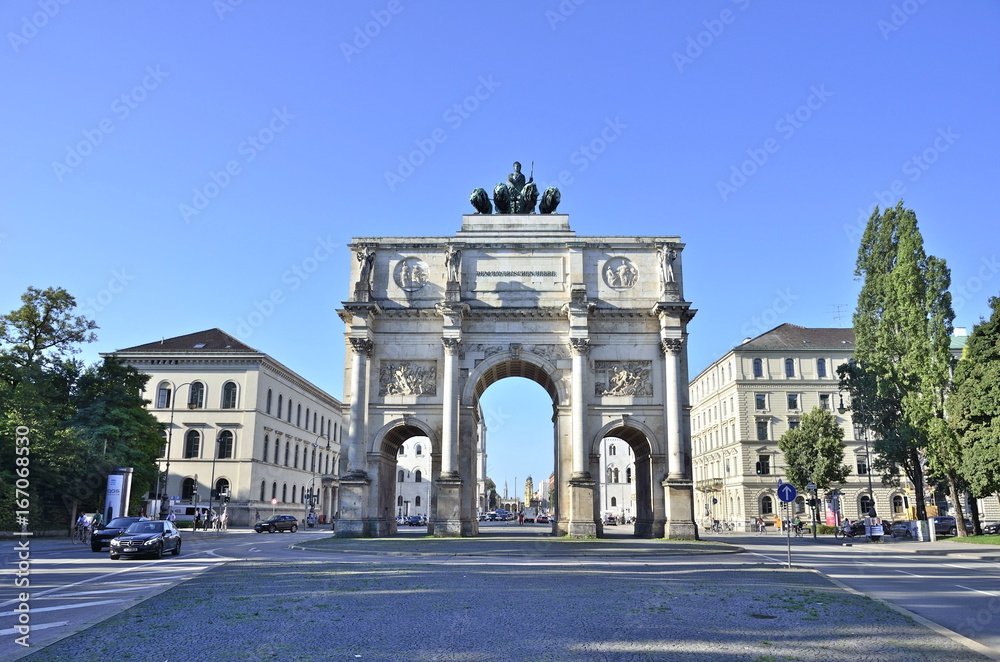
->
[696,478,724,492]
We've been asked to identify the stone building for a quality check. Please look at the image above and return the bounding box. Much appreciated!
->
[395,437,432,518]
[597,437,636,520]
[105,329,345,527]
[690,324,913,530]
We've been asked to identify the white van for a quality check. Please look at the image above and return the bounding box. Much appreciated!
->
[168,505,216,523]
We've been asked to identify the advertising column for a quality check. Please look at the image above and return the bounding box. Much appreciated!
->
[105,467,134,521]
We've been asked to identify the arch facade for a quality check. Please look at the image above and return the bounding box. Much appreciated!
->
[336,212,696,538]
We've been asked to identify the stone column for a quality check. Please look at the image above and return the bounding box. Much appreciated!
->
[569,338,590,479]
[662,338,684,480]
[440,338,461,478]
[345,338,372,478]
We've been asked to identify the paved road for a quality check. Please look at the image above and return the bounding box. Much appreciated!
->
[5,526,998,661]
[704,530,1000,654]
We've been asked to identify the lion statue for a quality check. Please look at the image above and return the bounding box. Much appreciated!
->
[493,182,511,214]
[520,182,539,214]
[469,188,492,214]
[539,186,561,214]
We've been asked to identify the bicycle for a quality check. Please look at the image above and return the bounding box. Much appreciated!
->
[834,526,859,540]
[71,525,90,544]
[793,524,805,538]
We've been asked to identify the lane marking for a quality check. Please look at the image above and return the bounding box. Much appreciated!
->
[956,584,998,597]
[47,585,166,598]
[893,569,922,577]
[0,621,68,637]
[0,599,125,616]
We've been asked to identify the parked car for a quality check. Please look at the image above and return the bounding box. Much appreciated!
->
[982,521,1000,535]
[91,516,150,552]
[254,514,298,533]
[931,516,972,536]
[889,520,914,539]
[603,516,617,526]
[404,515,424,526]
[109,520,181,559]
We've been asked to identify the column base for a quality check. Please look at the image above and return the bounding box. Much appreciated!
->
[334,477,371,538]
[433,476,464,537]
[662,478,698,540]
[567,476,597,538]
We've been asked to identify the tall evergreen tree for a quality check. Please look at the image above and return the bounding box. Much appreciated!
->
[947,295,1000,519]
[840,202,956,522]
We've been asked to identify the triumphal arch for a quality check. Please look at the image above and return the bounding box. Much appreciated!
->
[336,165,697,538]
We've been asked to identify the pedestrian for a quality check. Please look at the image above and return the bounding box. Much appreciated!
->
[194,510,202,531]
[221,509,228,531]
[206,509,215,531]
[166,509,176,523]
[518,511,524,525]
[255,509,261,523]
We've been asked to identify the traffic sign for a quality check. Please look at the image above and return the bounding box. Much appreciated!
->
[806,483,817,491]
[777,483,797,503]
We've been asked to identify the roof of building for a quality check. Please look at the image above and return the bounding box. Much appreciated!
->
[737,324,856,351]
[113,328,258,353]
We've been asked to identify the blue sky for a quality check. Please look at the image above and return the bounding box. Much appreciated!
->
[2,1,998,494]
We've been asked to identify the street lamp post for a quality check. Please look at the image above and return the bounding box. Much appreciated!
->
[839,394,876,519]
[160,382,195,520]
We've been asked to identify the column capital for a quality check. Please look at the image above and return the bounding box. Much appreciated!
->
[348,338,373,356]
[568,338,591,356]
[442,337,462,355]
[661,338,684,355]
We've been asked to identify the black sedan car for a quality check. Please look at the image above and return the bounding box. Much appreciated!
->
[91,516,150,552]
[109,520,181,559]
[254,514,298,533]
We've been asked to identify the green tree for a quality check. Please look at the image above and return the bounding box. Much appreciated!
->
[947,295,1000,520]
[840,202,956,523]
[778,407,851,491]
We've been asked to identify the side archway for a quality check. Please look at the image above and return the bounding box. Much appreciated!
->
[591,417,665,538]
[367,417,440,535]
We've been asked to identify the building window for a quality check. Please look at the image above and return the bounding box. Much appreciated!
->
[892,495,905,514]
[415,444,423,456]
[398,470,404,482]
[260,480,266,501]
[757,455,771,475]
[788,419,800,430]
[819,394,830,410]
[294,445,299,469]
[266,389,272,414]
[282,484,287,502]
[182,477,196,500]
[415,496,421,507]
[321,416,325,436]
[221,382,238,409]
[216,478,229,499]
[626,467,632,484]
[613,468,620,483]
[157,383,171,408]
[787,394,798,410]
[753,358,763,378]
[292,485,297,503]
[272,482,277,500]
[311,449,316,473]
[785,359,795,378]
[856,456,869,475]
[611,497,617,507]
[415,470,422,483]
[284,442,290,467]
[297,404,302,427]
[860,494,873,517]
[263,435,269,462]
[218,430,234,459]
[306,408,310,429]
[274,439,280,464]
[397,495,404,507]
[189,382,205,409]
[277,394,283,418]
[756,421,768,440]
[287,400,292,423]
[761,496,774,515]
[184,430,201,458]
[755,394,767,410]
[817,358,827,378]
[313,413,317,433]
[609,444,616,456]
[159,430,168,458]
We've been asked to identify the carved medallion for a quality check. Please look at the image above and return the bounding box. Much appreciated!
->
[379,361,437,396]
[595,361,653,396]
[603,257,638,289]
[394,257,429,292]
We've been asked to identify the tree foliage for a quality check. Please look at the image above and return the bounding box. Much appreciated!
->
[0,287,160,530]
[947,295,1000,500]
[840,202,956,522]
[778,407,851,491]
